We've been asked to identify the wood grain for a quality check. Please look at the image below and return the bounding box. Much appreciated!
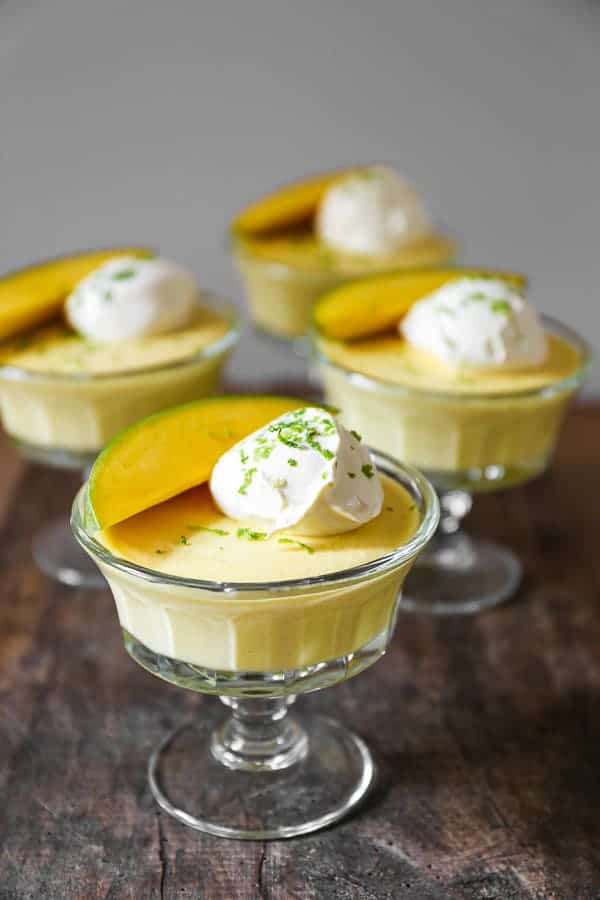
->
[1,404,599,900]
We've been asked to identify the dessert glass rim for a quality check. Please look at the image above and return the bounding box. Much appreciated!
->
[0,293,242,384]
[313,314,592,403]
[71,449,440,595]
[229,229,456,279]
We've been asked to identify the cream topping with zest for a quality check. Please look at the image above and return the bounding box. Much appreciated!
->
[210,407,383,536]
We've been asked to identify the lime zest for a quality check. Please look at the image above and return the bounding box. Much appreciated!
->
[277,538,315,554]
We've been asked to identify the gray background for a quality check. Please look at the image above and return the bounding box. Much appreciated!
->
[1,0,598,389]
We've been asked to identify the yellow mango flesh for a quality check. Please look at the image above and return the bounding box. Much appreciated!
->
[231,167,359,237]
[0,246,153,341]
[85,394,308,530]
[313,267,528,341]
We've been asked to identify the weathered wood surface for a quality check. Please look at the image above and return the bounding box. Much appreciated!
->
[1,404,600,900]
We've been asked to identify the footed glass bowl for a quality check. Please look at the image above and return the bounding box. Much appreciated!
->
[315,316,591,615]
[71,450,439,840]
[0,296,240,588]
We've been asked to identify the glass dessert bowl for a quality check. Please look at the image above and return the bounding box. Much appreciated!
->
[0,249,240,587]
[313,268,591,615]
[230,165,456,344]
[71,395,439,839]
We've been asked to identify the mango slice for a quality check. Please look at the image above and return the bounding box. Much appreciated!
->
[84,394,309,530]
[313,267,528,341]
[231,167,359,237]
[0,246,154,342]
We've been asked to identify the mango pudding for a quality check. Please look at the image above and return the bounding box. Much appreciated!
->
[314,268,590,615]
[76,397,437,674]
[72,394,438,840]
[231,166,456,340]
[0,248,240,590]
[0,251,240,465]
[315,268,588,490]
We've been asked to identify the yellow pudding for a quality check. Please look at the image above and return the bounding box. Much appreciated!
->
[319,331,581,396]
[0,312,237,457]
[82,473,425,672]
[237,233,454,275]
[318,325,585,486]
[101,478,418,581]
[231,167,455,339]
[73,394,438,673]
[0,309,229,376]
[0,290,239,459]
[314,272,589,489]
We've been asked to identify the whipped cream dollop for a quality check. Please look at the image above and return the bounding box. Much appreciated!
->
[401,277,547,370]
[316,166,430,257]
[65,256,199,343]
[210,407,383,536]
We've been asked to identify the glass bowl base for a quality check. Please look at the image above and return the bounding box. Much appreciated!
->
[123,627,390,697]
[33,518,106,589]
[399,534,522,615]
[149,713,375,840]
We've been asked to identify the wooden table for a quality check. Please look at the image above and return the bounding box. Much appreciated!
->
[1,405,599,900]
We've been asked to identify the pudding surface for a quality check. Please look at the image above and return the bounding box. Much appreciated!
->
[237,232,454,274]
[100,475,419,583]
[0,307,229,377]
[319,331,581,396]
